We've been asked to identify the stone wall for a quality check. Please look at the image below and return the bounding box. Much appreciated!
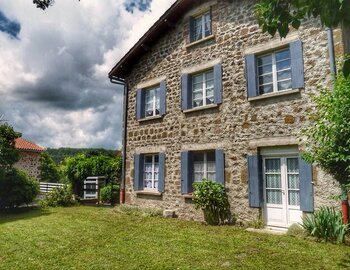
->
[122,0,346,222]
[14,151,42,181]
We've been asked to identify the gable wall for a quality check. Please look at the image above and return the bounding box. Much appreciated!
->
[14,151,42,181]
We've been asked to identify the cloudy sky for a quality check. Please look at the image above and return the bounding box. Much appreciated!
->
[0,0,176,149]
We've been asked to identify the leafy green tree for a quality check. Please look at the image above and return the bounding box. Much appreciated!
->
[0,124,21,168]
[61,154,122,195]
[254,0,350,76]
[40,152,61,183]
[302,73,350,198]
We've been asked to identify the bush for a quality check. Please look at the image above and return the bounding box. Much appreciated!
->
[287,223,307,238]
[0,168,39,209]
[100,184,119,203]
[301,206,349,243]
[193,179,233,225]
[114,205,162,217]
[41,184,78,207]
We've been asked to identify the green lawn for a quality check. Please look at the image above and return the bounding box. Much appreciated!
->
[0,206,350,270]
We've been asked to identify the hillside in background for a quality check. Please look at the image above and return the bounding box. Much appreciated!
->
[47,148,120,164]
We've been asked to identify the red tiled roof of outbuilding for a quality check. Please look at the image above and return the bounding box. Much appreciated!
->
[15,138,45,152]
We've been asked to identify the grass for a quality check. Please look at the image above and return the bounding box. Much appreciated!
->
[1,206,350,270]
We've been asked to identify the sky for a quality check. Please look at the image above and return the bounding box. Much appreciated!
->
[0,0,176,150]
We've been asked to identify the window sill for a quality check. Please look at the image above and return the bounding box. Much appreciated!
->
[138,115,163,122]
[135,190,162,196]
[185,35,215,49]
[247,88,301,102]
[182,194,193,199]
[183,103,218,113]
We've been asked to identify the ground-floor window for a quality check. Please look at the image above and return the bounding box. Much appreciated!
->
[143,154,159,190]
[193,151,216,182]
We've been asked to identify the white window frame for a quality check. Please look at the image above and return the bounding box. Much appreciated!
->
[144,85,160,117]
[143,154,159,190]
[193,152,216,182]
[193,11,211,41]
[257,48,292,95]
[192,69,214,108]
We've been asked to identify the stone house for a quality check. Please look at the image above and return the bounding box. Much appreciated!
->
[109,0,350,228]
[14,137,45,181]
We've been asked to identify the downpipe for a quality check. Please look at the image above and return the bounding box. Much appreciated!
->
[110,76,128,204]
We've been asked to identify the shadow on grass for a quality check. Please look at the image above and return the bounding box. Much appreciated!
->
[0,206,51,225]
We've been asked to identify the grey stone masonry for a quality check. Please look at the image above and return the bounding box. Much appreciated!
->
[121,0,349,222]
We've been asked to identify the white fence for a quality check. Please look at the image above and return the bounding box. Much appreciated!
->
[39,182,64,193]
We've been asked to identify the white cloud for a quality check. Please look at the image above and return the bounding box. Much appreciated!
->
[0,0,175,149]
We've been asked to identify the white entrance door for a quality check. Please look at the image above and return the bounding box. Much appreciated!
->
[263,157,302,227]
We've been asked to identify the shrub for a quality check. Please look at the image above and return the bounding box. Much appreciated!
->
[192,179,233,225]
[41,184,78,207]
[0,168,39,209]
[287,223,307,238]
[100,184,119,203]
[301,206,349,243]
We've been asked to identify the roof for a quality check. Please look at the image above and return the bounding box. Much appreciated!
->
[15,138,45,152]
[109,0,196,79]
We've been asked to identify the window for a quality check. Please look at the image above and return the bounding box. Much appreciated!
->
[191,12,212,42]
[181,64,222,111]
[192,70,214,107]
[193,151,216,181]
[257,48,292,95]
[134,153,165,193]
[245,40,304,99]
[181,149,224,194]
[145,86,160,117]
[136,80,166,120]
[144,154,159,190]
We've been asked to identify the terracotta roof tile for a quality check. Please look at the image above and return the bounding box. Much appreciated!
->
[15,138,45,152]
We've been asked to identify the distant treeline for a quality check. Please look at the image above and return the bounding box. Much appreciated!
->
[47,148,121,164]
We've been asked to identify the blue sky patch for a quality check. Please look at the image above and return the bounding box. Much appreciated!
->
[0,10,20,39]
[124,0,152,13]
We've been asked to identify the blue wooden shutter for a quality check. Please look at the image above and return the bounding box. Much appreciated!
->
[159,80,166,116]
[181,74,192,110]
[158,153,165,192]
[189,17,195,42]
[136,89,145,120]
[247,155,263,208]
[134,154,144,191]
[290,40,305,89]
[245,54,258,98]
[299,157,314,212]
[214,64,223,104]
[181,151,193,194]
[215,149,225,185]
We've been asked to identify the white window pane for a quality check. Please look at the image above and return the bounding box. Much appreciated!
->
[154,181,158,189]
[266,174,281,189]
[258,64,272,75]
[259,84,273,95]
[193,74,203,84]
[277,69,291,81]
[288,174,300,189]
[276,59,291,71]
[145,180,152,188]
[206,97,214,105]
[267,190,282,204]
[193,100,202,107]
[259,74,273,85]
[278,80,292,91]
[287,158,299,173]
[265,159,281,173]
[207,161,216,172]
[194,162,204,172]
[258,54,272,66]
[288,190,300,206]
[207,172,216,181]
[193,92,203,100]
[194,172,204,182]
[276,49,290,61]
[206,70,214,80]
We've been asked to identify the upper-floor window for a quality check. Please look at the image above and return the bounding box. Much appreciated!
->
[181,64,222,111]
[191,12,212,42]
[257,48,292,95]
[136,80,166,121]
[145,86,160,117]
[245,40,304,99]
[192,69,214,107]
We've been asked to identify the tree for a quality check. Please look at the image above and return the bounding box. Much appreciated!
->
[0,123,21,168]
[254,0,350,76]
[33,0,79,10]
[40,152,61,183]
[302,73,350,199]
